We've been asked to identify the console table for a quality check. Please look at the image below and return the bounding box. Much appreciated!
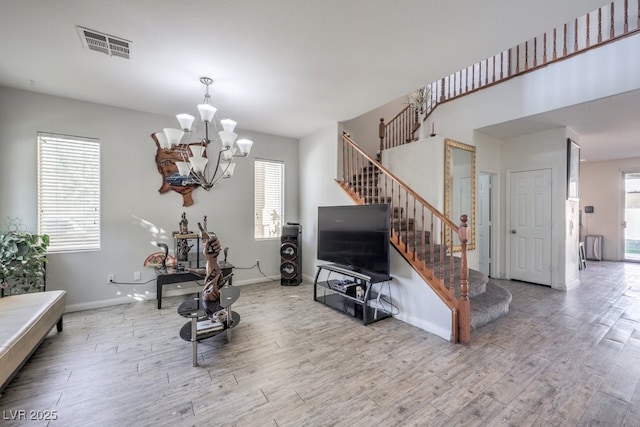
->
[313,263,393,325]
[156,261,233,309]
[177,284,240,367]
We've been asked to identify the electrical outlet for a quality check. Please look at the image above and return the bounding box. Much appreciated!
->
[108,274,115,283]
[133,271,141,281]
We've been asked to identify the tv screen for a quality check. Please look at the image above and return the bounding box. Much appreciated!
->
[317,204,390,276]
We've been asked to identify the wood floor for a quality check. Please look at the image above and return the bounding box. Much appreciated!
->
[2,261,640,426]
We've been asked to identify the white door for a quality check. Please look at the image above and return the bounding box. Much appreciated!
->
[478,173,492,276]
[509,169,552,285]
[624,172,640,262]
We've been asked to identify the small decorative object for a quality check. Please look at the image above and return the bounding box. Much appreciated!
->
[197,221,217,255]
[177,239,192,262]
[179,212,189,234]
[143,251,176,270]
[407,85,432,115]
[408,86,432,140]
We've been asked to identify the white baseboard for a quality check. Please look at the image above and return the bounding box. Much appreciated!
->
[393,312,451,341]
[64,276,282,313]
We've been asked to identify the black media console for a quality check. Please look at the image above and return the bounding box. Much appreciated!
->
[313,263,393,325]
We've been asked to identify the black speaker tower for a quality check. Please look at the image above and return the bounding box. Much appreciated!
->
[281,222,302,286]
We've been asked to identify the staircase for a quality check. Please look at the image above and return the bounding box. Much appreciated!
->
[338,1,640,340]
[340,137,512,341]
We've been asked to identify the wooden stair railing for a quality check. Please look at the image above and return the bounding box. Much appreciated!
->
[380,0,640,152]
[339,133,471,344]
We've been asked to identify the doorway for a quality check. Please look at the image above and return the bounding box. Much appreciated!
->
[508,168,552,285]
[478,172,493,277]
[624,172,640,262]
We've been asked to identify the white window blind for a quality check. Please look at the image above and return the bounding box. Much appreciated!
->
[37,132,101,252]
[254,159,284,239]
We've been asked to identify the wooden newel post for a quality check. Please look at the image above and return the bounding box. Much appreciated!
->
[457,214,471,344]
[379,118,385,156]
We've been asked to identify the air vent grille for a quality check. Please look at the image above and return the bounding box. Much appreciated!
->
[77,26,131,59]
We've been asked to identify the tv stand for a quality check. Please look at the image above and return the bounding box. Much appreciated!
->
[313,263,392,325]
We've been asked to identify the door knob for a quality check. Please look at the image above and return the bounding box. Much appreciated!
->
[511,229,516,234]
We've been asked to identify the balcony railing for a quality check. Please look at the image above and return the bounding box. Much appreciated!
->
[380,0,640,152]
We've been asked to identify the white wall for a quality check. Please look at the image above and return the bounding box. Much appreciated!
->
[342,95,408,158]
[580,156,640,260]
[500,128,576,289]
[381,136,446,213]
[0,86,299,310]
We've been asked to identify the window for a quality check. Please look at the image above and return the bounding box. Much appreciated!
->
[37,132,101,252]
[254,159,284,239]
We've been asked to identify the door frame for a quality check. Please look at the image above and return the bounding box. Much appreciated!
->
[622,170,640,262]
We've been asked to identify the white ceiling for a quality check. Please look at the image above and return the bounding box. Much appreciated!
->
[1,0,633,162]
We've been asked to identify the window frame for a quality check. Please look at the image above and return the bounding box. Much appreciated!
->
[37,132,101,253]
[254,159,285,240]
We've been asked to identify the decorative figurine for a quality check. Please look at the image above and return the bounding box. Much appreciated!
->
[200,229,231,319]
[179,212,189,234]
[177,239,192,262]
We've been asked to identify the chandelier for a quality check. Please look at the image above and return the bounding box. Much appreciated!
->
[154,77,253,190]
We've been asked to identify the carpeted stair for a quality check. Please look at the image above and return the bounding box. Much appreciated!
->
[470,280,513,330]
[351,163,513,331]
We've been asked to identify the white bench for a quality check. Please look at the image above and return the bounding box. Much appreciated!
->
[0,290,66,392]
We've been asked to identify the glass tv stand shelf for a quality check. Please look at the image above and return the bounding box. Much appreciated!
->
[313,263,392,325]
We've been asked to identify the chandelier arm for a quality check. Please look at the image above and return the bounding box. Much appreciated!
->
[203,120,211,145]
[204,145,225,187]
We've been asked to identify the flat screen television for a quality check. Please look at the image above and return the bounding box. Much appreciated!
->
[317,204,391,276]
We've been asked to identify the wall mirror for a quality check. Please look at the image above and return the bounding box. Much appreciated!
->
[444,138,476,252]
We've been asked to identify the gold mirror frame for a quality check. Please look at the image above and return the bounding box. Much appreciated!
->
[444,138,476,252]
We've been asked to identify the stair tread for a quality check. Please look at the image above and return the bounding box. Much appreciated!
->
[470,281,513,330]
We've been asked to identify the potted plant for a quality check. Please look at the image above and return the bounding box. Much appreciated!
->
[0,223,49,296]
[407,86,432,139]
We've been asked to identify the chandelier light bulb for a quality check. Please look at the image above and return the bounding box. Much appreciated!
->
[189,154,208,173]
[175,161,192,177]
[176,114,195,131]
[221,147,236,161]
[197,104,217,123]
[236,139,254,156]
[220,162,236,178]
[154,132,171,149]
[189,145,206,158]
[219,130,238,149]
[163,128,184,147]
[220,119,237,133]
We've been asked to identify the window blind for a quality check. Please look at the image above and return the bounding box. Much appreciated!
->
[37,132,101,252]
[254,159,284,239]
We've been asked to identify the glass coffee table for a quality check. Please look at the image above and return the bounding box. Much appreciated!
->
[177,284,240,367]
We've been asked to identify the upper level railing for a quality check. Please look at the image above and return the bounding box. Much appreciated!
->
[380,0,640,152]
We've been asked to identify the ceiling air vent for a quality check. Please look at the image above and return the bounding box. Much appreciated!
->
[77,26,132,59]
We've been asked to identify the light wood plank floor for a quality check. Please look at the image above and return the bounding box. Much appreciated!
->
[2,261,640,426]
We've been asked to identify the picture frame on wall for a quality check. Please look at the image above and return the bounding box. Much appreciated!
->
[567,138,580,200]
